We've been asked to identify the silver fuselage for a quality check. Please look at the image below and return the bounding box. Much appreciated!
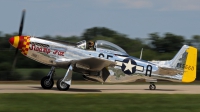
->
[24,37,184,83]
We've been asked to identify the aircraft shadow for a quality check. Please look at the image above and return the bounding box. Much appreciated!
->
[29,86,178,92]
[67,88,101,92]
[64,88,178,92]
[29,86,101,92]
[99,88,177,91]
[144,89,176,91]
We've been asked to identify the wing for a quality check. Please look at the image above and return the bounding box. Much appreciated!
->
[73,57,115,71]
[56,57,116,71]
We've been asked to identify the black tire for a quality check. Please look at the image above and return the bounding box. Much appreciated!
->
[149,84,156,90]
[56,78,70,91]
[41,76,54,89]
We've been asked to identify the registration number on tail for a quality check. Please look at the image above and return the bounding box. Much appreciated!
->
[176,63,194,71]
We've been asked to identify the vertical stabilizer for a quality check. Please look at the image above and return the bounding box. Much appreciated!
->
[169,45,197,82]
[170,45,189,68]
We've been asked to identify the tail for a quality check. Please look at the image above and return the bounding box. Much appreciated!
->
[170,45,197,82]
[150,45,197,83]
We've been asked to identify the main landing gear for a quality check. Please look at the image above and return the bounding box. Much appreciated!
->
[56,65,73,91]
[41,66,55,89]
[149,82,156,90]
[40,65,73,91]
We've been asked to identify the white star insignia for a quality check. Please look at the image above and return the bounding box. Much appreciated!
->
[124,59,136,73]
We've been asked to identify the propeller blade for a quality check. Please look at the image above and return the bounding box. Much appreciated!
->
[19,9,25,36]
[12,9,26,70]
[12,49,19,69]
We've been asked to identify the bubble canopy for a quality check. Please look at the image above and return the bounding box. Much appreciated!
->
[95,40,127,54]
[76,40,127,54]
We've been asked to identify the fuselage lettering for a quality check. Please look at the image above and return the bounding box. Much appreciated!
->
[145,65,152,77]
[98,53,113,59]
[30,42,64,56]
[30,44,51,54]
[98,53,104,58]
[107,55,113,59]
[53,50,64,56]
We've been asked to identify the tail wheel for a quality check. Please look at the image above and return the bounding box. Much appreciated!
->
[56,78,70,91]
[149,84,156,90]
[41,76,54,89]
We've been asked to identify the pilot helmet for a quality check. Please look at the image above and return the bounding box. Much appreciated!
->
[88,41,94,47]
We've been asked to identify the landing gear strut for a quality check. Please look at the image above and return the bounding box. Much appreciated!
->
[41,66,55,89]
[56,65,73,91]
[149,83,156,90]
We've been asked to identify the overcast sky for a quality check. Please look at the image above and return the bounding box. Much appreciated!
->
[0,0,200,38]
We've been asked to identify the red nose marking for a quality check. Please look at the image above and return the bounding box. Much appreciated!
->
[9,36,30,49]
[9,37,14,45]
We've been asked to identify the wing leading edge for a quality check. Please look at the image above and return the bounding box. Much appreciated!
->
[74,57,115,71]
[56,57,116,71]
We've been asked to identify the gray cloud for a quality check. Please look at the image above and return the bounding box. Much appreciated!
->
[95,0,200,11]
[117,0,153,9]
[159,0,200,11]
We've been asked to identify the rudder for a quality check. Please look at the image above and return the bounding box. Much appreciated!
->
[181,46,197,82]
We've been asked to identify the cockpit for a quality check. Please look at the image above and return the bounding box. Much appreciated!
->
[76,40,87,50]
[76,40,128,55]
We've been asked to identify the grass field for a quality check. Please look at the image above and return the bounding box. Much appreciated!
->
[0,94,200,112]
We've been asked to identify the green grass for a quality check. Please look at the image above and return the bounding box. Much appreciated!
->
[0,94,200,112]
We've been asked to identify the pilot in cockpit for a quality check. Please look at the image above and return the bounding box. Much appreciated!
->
[88,41,95,50]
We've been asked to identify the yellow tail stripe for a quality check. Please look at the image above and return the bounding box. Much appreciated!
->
[13,36,19,48]
[182,46,197,83]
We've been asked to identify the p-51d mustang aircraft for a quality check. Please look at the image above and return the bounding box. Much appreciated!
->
[9,10,197,91]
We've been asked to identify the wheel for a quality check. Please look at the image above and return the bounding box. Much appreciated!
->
[56,78,70,91]
[41,76,54,89]
[149,84,156,90]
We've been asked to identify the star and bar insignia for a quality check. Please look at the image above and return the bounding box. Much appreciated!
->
[116,58,144,75]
